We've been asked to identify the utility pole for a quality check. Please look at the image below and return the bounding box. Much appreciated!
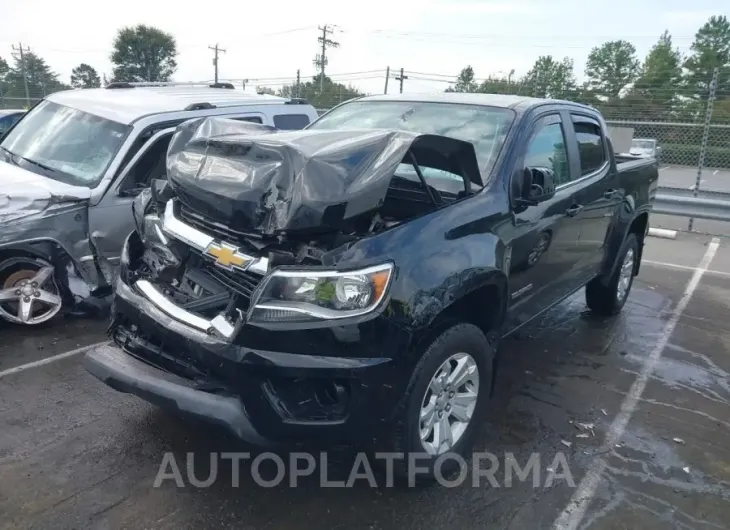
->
[384,66,390,94]
[208,44,226,83]
[11,43,31,107]
[296,69,301,98]
[394,67,408,94]
[313,25,339,94]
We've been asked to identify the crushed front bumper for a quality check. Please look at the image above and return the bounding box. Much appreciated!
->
[85,266,411,447]
[84,343,270,445]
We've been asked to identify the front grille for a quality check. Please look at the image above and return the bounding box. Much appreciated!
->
[179,203,254,247]
[186,250,263,311]
[173,201,266,311]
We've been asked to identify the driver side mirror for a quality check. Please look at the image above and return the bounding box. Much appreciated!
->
[514,167,556,208]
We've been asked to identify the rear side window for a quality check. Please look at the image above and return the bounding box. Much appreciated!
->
[573,121,606,175]
[274,114,310,130]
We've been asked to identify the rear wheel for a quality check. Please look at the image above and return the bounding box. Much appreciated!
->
[0,257,63,325]
[585,233,638,316]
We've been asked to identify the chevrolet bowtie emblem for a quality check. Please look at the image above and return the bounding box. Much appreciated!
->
[204,242,252,270]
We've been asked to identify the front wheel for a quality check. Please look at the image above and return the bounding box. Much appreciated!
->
[0,257,63,325]
[585,233,639,316]
[389,323,494,482]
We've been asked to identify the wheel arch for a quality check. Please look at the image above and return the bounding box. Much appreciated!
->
[598,209,650,285]
[409,272,507,396]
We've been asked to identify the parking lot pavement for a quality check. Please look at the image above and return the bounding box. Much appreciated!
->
[0,316,107,374]
[659,165,730,193]
[1,233,729,529]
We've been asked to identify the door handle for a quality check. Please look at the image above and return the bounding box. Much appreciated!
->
[565,204,583,217]
[604,189,618,199]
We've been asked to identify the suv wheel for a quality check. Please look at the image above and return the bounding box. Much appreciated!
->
[390,323,494,482]
[0,257,63,325]
[585,233,638,316]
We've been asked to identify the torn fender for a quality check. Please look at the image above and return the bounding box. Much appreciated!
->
[166,117,483,235]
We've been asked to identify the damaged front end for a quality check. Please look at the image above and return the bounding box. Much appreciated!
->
[123,116,482,335]
[94,116,483,444]
[0,162,112,322]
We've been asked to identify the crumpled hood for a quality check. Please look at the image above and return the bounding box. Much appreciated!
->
[0,160,90,224]
[166,116,482,235]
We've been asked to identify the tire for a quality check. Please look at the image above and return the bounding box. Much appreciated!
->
[388,323,495,484]
[585,233,639,316]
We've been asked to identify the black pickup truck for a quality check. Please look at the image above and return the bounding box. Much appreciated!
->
[85,93,657,476]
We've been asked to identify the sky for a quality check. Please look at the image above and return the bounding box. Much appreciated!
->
[1,0,727,96]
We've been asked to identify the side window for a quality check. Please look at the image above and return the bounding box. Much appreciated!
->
[234,116,263,124]
[273,114,311,130]
[573,120,606,175]
[524,120,570,186]
[118,133,173,195]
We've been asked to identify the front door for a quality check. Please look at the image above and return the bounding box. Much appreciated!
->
[504,113,584,331]
[88,128,174,265]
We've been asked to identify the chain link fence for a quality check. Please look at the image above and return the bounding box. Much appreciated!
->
[0,96,42,109]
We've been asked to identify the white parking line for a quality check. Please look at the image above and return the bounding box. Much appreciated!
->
[643,259,730,278]
[553,237,721,530]
[0,341,108,379]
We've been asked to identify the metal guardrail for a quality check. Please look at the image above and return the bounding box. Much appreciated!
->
[654,187,730,222]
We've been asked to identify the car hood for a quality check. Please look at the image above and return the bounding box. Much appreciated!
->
[0,160,90,224]
[166,116,482,235]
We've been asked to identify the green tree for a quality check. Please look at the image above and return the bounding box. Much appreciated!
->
[627,31,684,119]
[477,70,521,94]
[684,15,730,98]
[70,63,101,89]
[277,74,364,108]
[0,56,9,103]
[585,40,641,98]
[4,51,69,102]
[446,66,478,92]
[111,24,178,82]
[523,56,576,99]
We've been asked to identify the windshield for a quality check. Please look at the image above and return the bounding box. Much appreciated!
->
[0,100,130,188]
[308,101,515,187]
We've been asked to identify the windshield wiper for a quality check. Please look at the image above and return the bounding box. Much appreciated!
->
[15,154,58,174]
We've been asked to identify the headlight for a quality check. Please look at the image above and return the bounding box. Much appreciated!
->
[250,263,394,322]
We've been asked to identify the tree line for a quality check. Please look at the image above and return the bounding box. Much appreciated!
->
[1,16,728,123]
[446,15,730,124]
[0,25,180,103]
[0,24,363,110]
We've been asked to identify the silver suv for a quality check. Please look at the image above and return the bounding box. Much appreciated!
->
[0,82,318,325]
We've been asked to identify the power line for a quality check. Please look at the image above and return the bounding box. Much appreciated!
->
[208,44,226,83]
[313,25,340,93]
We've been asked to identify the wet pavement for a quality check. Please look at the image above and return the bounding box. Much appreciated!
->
[1,232,730,529]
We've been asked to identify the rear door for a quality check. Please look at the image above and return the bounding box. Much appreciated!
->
[565,114,620,280]
[506,112,584,327]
